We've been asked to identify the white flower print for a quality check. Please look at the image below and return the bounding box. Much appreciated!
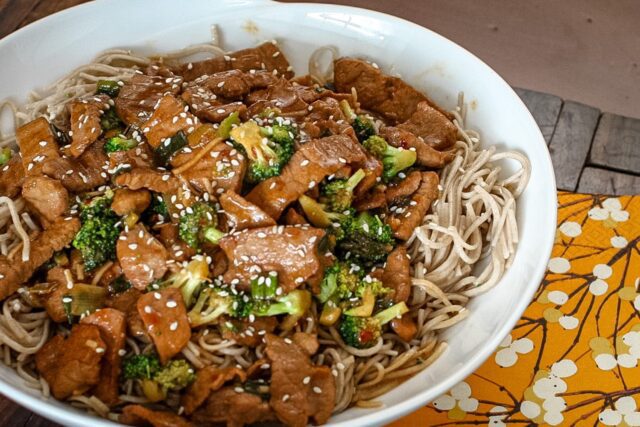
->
[599,396,640,426]
[495,335,534,367]
[588,198,629,223]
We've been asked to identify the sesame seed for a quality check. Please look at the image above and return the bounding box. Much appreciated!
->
[154,292,161,300]
[313,387,322,394]
[144,305,152,313]
[166,300,177,308]
[96,347,105,354]
[169,321,178,331]
[118,349,127,356]
[303,376,311,384]
[234,387,244,393]
[282,394,290,402]
[128,243,138,250]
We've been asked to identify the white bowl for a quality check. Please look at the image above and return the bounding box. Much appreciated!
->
[0,0,557,425]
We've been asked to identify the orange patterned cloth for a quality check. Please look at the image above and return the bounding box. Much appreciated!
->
[391,192,640,426]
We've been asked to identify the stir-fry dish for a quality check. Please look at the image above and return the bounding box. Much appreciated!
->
[0,39,530,426]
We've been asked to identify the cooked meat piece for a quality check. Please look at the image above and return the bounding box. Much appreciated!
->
[391,313,418,342]
[156,223,196,262]
[301,97,355,139]
[137,288,190,364]
[354,153,384,197]
[0,155,25,198]
[385,170,423,203]
[177,42,293,81]
[283,208,307,226]
[182,366,246,415]
[40,267,72,323]
[182,90,247,124]
[221,316,278,347]
[108,143,154,171]
[220,225,325,292]
[80,308,126,406]
[191,386,275,427]
[381,126,455,168]
[219,190,275,231]
[0,217,80,301]
[16,117,61,176]
[117,224,168,289]
[334,57,453,124]
[292,332,320,356]
[111,189,151,216]
[106,288,147,340]
[115,72,182,126]
[383,246,412,303]
[114,167,180,193]
[98,262,124,288]
[398,101,458,150]
[43,140,109,192]
[386,171,439,240]
[120,405,193,427]
[22,176,68,225]
[246,135,367,219]
[265,334,335,427]
[68,95,110,157]
[354,186,386,211]
[35,324,105,399]
[246,78,312,118]
[141,94,197,149]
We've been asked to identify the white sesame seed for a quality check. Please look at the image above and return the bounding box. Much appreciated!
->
[313,386,322,394]
[144,305,152,313]
[169,321,178,331]
[303,376,311,384]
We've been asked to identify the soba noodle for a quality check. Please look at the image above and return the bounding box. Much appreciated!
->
[0,32,530,420]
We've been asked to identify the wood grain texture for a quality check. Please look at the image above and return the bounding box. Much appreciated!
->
[548,101,600,191]
[578,167,640,195]
[514,88,563,144]
[16,0,88,30]
[0,0,41,38]
[589,113,640,174]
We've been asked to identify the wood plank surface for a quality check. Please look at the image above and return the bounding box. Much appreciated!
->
[514,88,562,144]
[547,101,601,191]
[589,112,640,174]
[0,0,41,38]
[578,167,640,195]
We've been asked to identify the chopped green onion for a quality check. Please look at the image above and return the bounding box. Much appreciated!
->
[97,80,121,97]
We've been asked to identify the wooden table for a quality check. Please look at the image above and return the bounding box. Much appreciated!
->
[0,1,638,426]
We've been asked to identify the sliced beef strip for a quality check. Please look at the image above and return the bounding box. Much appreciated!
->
[36,267,72,323]
[171,141,246,195]
[220,315,278,348]
[354,185,387,211]
[398,101,458,150]
[16,117,61,177]
[111,189,151,216]
[265,333,335,427]
[381,126,455,168]
[191,386,275,427]
[137,287,190,364]
[220,225,325,292]
[176,42,293,81]
[246,78,314,118]
[391,313,418,342]
[114,167,180,193]
[333,57,453,124]
[292,332,320,356]
[68,94,110,157]
[181,89,247,124]
[156,223,196,263]
[117,224,168,290]
[43,140,109,193]
[300,97,355,140]
[108,143,154,171]
[80,308,126,406]
[21,176,68,226]
[246,134,367,219]
[219,190,275,231]
[386,171,439,240]
[182,366,246,415]
[283,207,308,226]
[382,246,412,303]
[0,217,80,301]
[386,170,423,203]
[35,324,105,399]
[354,153,384,198]
[141,94,197,149]
[115,72,183,126]
[106,288,148,340]
[0,155,25,198]
[120,405,193,427]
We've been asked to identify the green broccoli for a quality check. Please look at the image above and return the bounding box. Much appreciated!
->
[335,211,394,266]
[188,285,251,327]
[104,136,138,153]
[72,191,121,271]
[230,120,295,184]
[122,354,195,402]
[250,272,279,304]
[339,99,376,142]
[318,261,363,303]
[0,147,12,166]
[217,111,241,139]
[122,354,161,381]
[252,289,311,318]
[109,275,131,294]
[320,169,366,212]
[178,201,225,250]
[96,80,121,97]
[362,135,416,181]
[339,302,409,348]
[100,108,124,132]
[298,195,353,229]
[152,359,195,392]
[162,258,209,307]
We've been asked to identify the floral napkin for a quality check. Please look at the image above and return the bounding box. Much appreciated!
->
[390,192,640,426]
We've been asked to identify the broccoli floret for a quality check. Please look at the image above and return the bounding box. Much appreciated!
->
[178,201,225,250]
[250,272,279,301]
[362,135,416,181]
[298,195,353,229]
[335,211,394,266]
[100,108,124,132]
[0,147,12,166]
[318,261,363,303]
[152,359,195,392]
[109,275,131,294]
[267,123,297,147]
[96,80,121,97]
[162,258,209,307]
[339,302,409,348]
[122,354,161,380]
[320,169,366,212]
[72,192,121,271]
[252,289,311,319]
[217,111,241,139]
[230,120,294,184]
[188,285,250,327]
[339,99,376,142]
[104,136,138,153]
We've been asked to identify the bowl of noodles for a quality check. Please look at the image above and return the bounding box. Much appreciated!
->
[0,0,556,426]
